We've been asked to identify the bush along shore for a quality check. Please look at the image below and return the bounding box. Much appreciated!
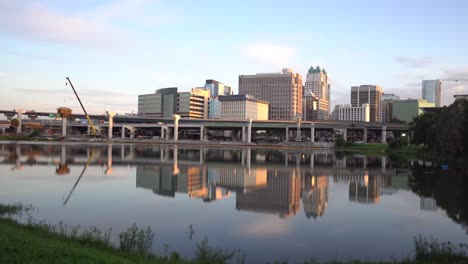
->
[1,202,468,264]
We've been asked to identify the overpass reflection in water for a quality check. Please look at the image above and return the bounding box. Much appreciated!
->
[0,143,410,220]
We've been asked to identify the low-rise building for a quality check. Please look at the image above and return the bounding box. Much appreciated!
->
[332,104,370,122]
[138,87,178,117]
[392,99,435,123]
[219,94,269,120]
[454,94,468,102]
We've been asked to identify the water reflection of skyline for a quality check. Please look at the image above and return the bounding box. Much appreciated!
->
[0,143,413,220]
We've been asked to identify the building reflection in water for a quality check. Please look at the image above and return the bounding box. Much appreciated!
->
[1,143,416,220]
[236,169,301,219]
[302,174,328,219]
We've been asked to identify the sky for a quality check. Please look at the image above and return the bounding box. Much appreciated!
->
[1,0,468,115]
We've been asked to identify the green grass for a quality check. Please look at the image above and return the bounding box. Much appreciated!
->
[386,145,422,159]
[0,218,185,264]
[338,143,387,156]
[0,135,57,141]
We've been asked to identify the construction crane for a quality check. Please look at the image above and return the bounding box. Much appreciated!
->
[441,79,468,82]
[65,77,97,135]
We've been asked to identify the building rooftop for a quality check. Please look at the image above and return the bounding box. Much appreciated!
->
[218,94,269,104]
[307,66,326,75]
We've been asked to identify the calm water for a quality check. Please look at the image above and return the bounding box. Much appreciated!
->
[1,142,467,263]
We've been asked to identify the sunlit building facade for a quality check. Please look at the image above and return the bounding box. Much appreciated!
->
[351,85,383,122]
[239,68,303,120]
[219,94,269,120]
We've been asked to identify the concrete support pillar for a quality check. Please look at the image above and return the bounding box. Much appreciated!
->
[286,127,289,141]
[381,156,387,173]
[310,153,315,169]
[106,144,113,175]
[247,147,251,170]
[296,120,301,142]
[121,144,125,159]
[173,114,180,141]
[242,126,246,142]
[15,144,21,169]
[343,129,347,142]
[160,126,165,140]
[310,123,315,143]
[173,146,179,175]
[107,111,116,139]
[247,118,252,143]
[60,144,66,166]
[241,149,245,166]
[14,109,26,134]
[121,126,126,139]
[87,126,91,135]
[285,153,288,167]
[200,126,204,141]
[61,117,67,137]
[363,128,368,143]
[363,156,367,169]
[160,147,164,162]
[199,148,204,164]
[382,126,387,143]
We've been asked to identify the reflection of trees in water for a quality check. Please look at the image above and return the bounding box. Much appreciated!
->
[409,162,468,234]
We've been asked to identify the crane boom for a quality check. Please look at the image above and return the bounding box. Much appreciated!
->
[65,77,97,135]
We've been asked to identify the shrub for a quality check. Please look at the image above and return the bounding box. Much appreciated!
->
[118,223,155,255]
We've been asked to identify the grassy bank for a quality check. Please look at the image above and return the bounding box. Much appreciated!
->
[0,135,58,142]
[2,203,468,264]
[0,218,180,264]
[339,143,387,156]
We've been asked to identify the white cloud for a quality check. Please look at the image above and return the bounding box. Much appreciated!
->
[0,1,127,49]
[0,0,179,49]
[394,56,436,68]
[241,43,296,68]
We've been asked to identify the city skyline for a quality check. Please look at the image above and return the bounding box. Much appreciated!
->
[1,0,468,114]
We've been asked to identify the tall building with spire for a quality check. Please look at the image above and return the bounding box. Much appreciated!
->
[304,66,330,120]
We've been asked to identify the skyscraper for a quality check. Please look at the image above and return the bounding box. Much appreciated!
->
[304,66,330,119]
[239,68,303,120]
[351,85,383,122]
[422,80,442,107]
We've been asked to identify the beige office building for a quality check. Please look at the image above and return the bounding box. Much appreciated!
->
[351,85,383,122]
[238,68,303,120]
[332,104,370,122]
[219,95,269,120]
[177,87,210,119]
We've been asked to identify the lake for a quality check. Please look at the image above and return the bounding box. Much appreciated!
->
[0,142,467,263]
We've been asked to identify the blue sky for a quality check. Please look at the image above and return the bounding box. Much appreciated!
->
[1,0,468,114]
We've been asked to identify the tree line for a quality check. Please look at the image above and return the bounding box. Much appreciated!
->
[410,98,468,156]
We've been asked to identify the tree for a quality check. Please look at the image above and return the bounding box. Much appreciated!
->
[410,99,468,156]
[10,118,19,128]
